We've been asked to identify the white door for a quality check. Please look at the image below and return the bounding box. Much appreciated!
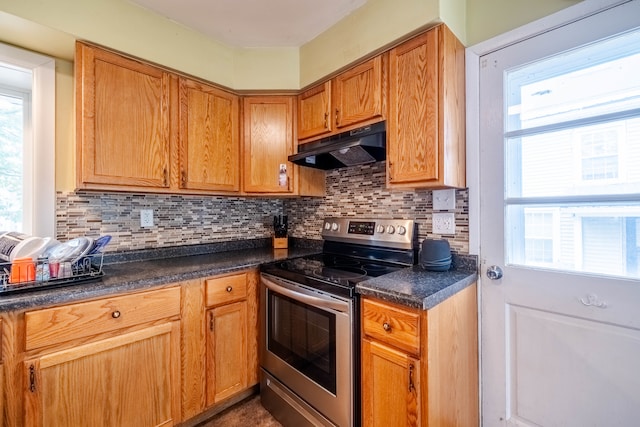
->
[479,2,640,426]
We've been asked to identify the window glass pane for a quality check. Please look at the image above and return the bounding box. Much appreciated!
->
[507,204,640,279]
[504,27,640,279]
[506,29,640,132]
[506,119,640,198]
[0,92,23,231]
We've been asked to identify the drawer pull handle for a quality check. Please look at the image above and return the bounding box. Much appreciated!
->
[409,363,415,392]
[29,364,36,393]
[112,310,121,319]
[382,322,391,332]
[226,286,233,292]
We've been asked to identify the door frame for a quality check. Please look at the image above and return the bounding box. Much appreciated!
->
[465,0,632,423]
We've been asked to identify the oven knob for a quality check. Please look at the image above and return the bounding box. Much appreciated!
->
[397,225,407,235]
[387,225,395,234]
[331,222,339,231]
[376,225,385,233]
[324,222,331,230]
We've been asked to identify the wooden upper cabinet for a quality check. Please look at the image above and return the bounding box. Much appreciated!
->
[298,80,332,140]
[76,42,172,190]
[387,25,466,189]
[242,96,296,194]
[179,78,240,192]
[297,55,386,143]
[333,55,384,129]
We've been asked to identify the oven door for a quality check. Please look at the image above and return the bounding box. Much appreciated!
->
[260,273,354,427]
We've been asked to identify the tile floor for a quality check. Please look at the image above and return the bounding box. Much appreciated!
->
[197,395,282,427]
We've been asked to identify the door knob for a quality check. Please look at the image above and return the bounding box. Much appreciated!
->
[486,265,503,280]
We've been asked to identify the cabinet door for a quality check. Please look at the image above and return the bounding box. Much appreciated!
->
[387,28,439,186]
[362,338,420,427]
[206,301,248,406]
[333,56,383,129]
[76,42,171,189]
[242,96,295,194]
[24,321,181,427]
[179,78,240,192]
[298,81,332,140]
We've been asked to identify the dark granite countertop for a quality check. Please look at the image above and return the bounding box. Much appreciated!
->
[0,243,320,312]
[356,255,478,310]
[0,237,478,313]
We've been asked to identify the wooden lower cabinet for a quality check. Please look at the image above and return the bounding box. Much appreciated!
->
[362,338,420,427]
[0,318,3,426]
[24,321,180,427]
[18,286,182,427]
[180,270,259,421]
[361,283,479,426]
[204,271,257,408]
[206,301,248,405]
[0,271,260,426]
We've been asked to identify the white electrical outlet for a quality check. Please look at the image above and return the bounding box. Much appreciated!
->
[432,189,456,210]
[432,212,455,235]
[140,209,154,227]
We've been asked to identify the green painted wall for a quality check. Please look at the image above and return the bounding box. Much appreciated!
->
[0,0,584,89]
[0,0,298,90]
[300,0,442,87]
[466,0,582,46]
[0,0,583,191]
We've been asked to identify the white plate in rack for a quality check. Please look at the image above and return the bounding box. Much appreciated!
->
[9,236,53,261]
[47,237,94,264]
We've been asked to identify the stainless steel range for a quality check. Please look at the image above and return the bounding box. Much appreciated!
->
[259,217,417,427]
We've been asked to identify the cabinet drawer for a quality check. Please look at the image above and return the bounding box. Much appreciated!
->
[25,287,181,351]
[362,298,420,355]
[205,273,247,307]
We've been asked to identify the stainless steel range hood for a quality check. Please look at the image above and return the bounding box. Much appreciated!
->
[289,121,386,170]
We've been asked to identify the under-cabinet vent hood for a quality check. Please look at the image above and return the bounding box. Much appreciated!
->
[289,121,386,170]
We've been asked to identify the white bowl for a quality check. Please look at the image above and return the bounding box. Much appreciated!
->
[10,236,52,261]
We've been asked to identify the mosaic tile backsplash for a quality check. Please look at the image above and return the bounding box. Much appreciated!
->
[284,162,470,254]
[56,192,283,252]
[56,161,469,254]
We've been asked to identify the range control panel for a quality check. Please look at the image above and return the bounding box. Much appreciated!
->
[321,217,416,249]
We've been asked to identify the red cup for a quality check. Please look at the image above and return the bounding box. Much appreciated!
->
[49,261,60,278]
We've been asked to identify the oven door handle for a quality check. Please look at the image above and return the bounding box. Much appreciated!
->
[262,276,350,313]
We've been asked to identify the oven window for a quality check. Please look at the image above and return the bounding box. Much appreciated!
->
[267,290,337,394]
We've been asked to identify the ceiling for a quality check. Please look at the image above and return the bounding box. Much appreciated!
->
[129,0,368,48]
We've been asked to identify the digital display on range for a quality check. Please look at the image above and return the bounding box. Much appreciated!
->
[348,221,375,235]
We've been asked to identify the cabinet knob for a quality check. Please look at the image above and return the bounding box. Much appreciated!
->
[226,286,233,293]
[112,310,121,319]
[382,322,391,332]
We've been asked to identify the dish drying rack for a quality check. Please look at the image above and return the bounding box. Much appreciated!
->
[0,253,105,295]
